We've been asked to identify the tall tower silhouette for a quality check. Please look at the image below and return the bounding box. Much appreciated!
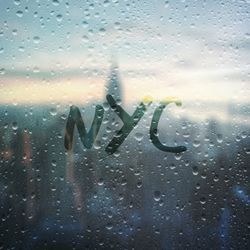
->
[104,61,123,129]
[105,61,123,103]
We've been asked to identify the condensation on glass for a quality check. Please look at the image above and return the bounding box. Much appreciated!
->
[0,0,249,249]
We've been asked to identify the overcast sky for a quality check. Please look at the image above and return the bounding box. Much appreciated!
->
[0,0,249,106]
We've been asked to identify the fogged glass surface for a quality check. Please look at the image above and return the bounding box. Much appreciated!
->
[0,0,249,249]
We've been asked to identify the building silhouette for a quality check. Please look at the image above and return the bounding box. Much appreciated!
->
[103,62,124,134]
[105,61,123,103]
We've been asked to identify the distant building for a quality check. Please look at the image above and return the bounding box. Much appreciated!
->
[105,61,123,103]
[100,62,124,145]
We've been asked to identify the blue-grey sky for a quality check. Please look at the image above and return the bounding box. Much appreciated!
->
[0,0,249,107]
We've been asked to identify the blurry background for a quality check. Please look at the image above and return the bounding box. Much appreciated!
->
[0,0,249,249]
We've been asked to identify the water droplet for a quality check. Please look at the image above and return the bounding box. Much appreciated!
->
[137,181,142,188]
[12,122,18,131]
[99,27,106,35]
[106,222,113,230]
[192,166,199,175]
[154,191,161,201]
[98,178,104,186]
[193,140,200,148]
[82,35,89,43]
[217,134,223,143]
[52,0,60,6]
[134,132,144,142]
[51,160,57,167]
[56,14,63,22]
[14,0,21,6]
[33,36,40,44]
[49,108,57,116]
[200,197,206,204]
[103,0,110,7]
[16,10,23,17]
[0,68,5,75]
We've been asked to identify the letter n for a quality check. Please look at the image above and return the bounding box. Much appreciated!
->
[64,105,104,150]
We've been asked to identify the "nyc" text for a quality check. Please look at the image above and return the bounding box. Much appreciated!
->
[64,95,187,154]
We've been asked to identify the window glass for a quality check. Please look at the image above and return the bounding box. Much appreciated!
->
[0,0,249,249]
